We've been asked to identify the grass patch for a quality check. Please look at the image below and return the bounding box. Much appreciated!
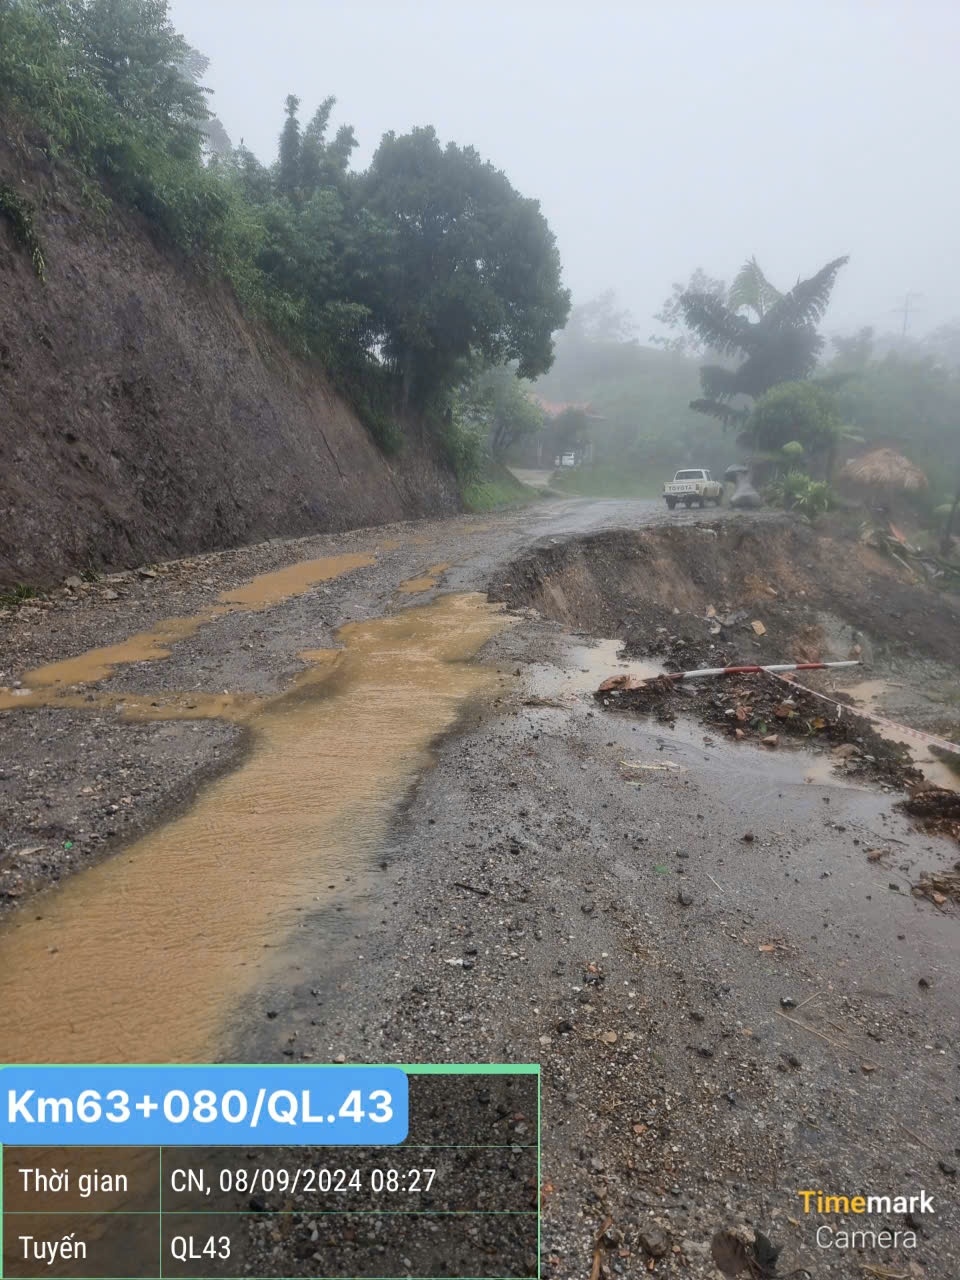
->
[0,182,46,279]
[463,461,540,512]
[549,463,662,499]
[0,583,43,608]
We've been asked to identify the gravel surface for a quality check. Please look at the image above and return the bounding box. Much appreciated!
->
[0,499,775,908]
[2,497,959,1279]
[240,617,960,1277]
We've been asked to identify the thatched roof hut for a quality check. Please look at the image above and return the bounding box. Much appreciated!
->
[840,448,928,492]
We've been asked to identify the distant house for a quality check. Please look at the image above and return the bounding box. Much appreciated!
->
[524,395,605,466]
[527,394,592,418]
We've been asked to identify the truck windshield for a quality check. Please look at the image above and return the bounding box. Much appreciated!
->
[675,470,704,480]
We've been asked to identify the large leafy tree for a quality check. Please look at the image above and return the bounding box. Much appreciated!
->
[360,126,570,407]
[456,365,545,457]
[77,0,209,155]
[679,256,849,428]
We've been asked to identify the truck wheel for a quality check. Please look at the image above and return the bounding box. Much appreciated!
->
[696,497,705,509]
[666,498,677,510]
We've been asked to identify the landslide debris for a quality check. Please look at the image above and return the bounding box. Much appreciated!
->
[901,787,960,847]
[491,518,960,792]
[597,670,922,790]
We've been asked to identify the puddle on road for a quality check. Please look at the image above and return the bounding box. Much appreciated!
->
[215,554,375,609]
[0,593,512,1064]
[398,563,450,594]
[526,637,663,700]
[0,553,375,708]
[797,754,862,789]
[0,686,262,721]
[837,678,898,712]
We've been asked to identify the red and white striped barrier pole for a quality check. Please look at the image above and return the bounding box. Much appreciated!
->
[767,669,960,756]
[665,659,862,682]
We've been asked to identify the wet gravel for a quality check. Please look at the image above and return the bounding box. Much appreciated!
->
[2,499,959,1278]
[238,621,960,1277]
[0,500,773,911]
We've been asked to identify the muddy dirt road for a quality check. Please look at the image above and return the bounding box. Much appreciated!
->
[2,496,959,1279]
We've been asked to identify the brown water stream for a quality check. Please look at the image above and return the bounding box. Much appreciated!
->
[0,593,511,1064]
[0,553,375,712]
[397,562,450,594]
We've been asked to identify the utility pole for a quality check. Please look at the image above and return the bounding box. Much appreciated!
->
[892,291,923,338]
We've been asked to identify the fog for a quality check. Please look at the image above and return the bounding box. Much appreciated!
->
[169,0,958,338]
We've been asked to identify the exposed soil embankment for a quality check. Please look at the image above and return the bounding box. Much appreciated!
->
[0,128,459,587]
[490,518,960,666]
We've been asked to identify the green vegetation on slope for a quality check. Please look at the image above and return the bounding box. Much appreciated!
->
[0,0,569,452]
[828,333,960,508]
[462,462,539,513]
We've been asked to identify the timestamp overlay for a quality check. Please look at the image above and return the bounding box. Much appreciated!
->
[0,1064,540,1280]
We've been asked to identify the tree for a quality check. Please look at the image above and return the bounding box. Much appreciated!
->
[566,291,635,344]
[297,98,356,197]
[200,115,232,160]
[679,255,849,429]
[726,256,782,318]
[744,381,842,477]
[456,365,545,456]
[652,268,726,356]
[176,45,232,160]
[299,97,334,194]
[276,94,302,197]
[360,126,570,407]
[78,0,209,154]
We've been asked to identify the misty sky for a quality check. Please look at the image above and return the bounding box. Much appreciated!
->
[170,0,959,340]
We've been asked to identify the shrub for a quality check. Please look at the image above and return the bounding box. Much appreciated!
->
[766,469,833,518]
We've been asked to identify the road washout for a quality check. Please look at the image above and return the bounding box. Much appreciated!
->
[242,586,960,1277]
[491,521,960,800]
[0,592,512,1064]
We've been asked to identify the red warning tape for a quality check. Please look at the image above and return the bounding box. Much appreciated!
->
[767,670,960,756]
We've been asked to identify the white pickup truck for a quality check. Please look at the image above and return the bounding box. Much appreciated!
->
[663,468,724,510]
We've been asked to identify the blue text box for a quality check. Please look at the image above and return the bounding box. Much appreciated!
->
[0,1065,408,1145]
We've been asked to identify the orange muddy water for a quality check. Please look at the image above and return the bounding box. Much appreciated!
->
[397,563,450,594]
[0,593,511,1063]
[0,553,375,708]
